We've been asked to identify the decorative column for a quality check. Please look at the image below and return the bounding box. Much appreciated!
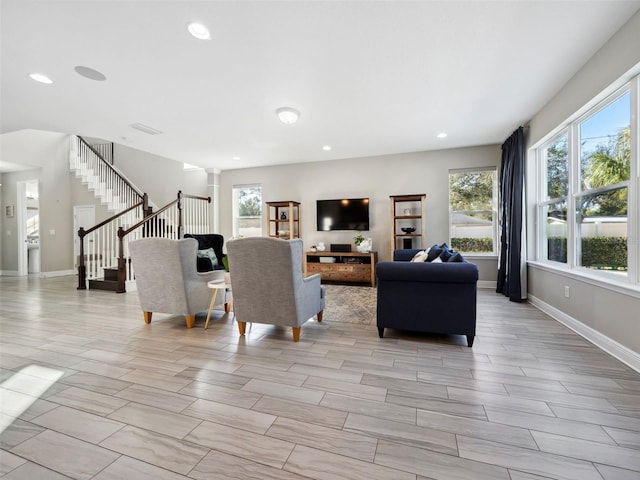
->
[206,168,220,233]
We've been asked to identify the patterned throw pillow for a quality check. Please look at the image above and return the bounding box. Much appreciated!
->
[197,248,218,266]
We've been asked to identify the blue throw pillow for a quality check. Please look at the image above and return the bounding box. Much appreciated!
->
[426,245,443,262]
[447,252,464,262]
[439,246,453,262]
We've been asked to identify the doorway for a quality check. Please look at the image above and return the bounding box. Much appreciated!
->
[16,180,40,276]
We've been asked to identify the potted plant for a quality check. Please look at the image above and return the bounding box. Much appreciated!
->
[354,233,371,253]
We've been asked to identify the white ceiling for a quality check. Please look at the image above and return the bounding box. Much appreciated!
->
[2,1,639,172]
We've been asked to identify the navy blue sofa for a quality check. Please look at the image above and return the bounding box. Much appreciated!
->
[376,248,479,347]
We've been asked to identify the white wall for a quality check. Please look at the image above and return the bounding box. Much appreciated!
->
[526,11,640,359]
[1,130,71,274]
[113,144,208,207]
[219,144,501,283]
[529,11,640,145]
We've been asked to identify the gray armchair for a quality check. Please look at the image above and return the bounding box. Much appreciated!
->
[226,237,325,342]
[129,237,226,328]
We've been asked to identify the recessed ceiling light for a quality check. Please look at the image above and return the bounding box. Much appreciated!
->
[74,66,106,81]
[187,22,210,40]
[29,73,53,84]
[276,107,300,125]
[232,156,240,161]
[437,132,448,138]
[322,145,331,151]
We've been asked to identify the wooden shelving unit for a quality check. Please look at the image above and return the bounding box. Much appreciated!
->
[390,194,426,256]
[305,251,378,287]
[266,201,300,239]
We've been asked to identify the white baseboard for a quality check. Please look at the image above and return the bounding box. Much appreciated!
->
[0,270,75,278]
[528,294,640,374]
[478,280,497,290]
[40,270,76,278]
[0,270,19,276]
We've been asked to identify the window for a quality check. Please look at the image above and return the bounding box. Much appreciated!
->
[576,92,630,275]
[449,168,498,254]
[232,185,262,237]
[535,80,637,285]
[539,133,569,264]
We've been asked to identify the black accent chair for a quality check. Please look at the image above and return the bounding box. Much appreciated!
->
[376,249,479,347]
[183,233,225,272]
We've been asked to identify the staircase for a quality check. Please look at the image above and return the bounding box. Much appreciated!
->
[89,263,119,291]
[70,135,212,293]
[70,135,147,291]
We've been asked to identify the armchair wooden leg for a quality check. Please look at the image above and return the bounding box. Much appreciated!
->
[237,321,246,335]
[292,327,301,342]
[225,302,232,313]
[143,311,152,324]
[185,315,196,328]
[316,310,323,322]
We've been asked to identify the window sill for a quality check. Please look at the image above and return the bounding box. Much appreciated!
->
[461,254,498,260]
[527,260,640,299]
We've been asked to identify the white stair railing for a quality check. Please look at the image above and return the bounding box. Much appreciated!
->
[77,199,146,289]
[115,192,211,292]
[78,191,211,291]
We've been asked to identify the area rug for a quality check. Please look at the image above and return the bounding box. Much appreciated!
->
[322,284,376,325]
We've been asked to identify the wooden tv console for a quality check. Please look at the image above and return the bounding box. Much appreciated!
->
[305,251,378,287]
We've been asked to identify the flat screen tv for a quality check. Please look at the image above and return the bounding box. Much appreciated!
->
[316,198,370,231]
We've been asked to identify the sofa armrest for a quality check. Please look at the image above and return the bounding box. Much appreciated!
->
[195,269,226,283]
[196,256,214,272]
[302,273,321,287]
[376,261,478,284]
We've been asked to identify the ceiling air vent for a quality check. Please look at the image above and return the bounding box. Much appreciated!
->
[129,123,163,135]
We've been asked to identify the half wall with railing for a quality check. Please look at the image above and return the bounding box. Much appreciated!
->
[78,191,211,292]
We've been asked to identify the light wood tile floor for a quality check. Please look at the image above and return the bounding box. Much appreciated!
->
[1,275,640,479]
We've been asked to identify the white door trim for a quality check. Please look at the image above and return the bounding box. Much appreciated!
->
[16,181,29,276]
